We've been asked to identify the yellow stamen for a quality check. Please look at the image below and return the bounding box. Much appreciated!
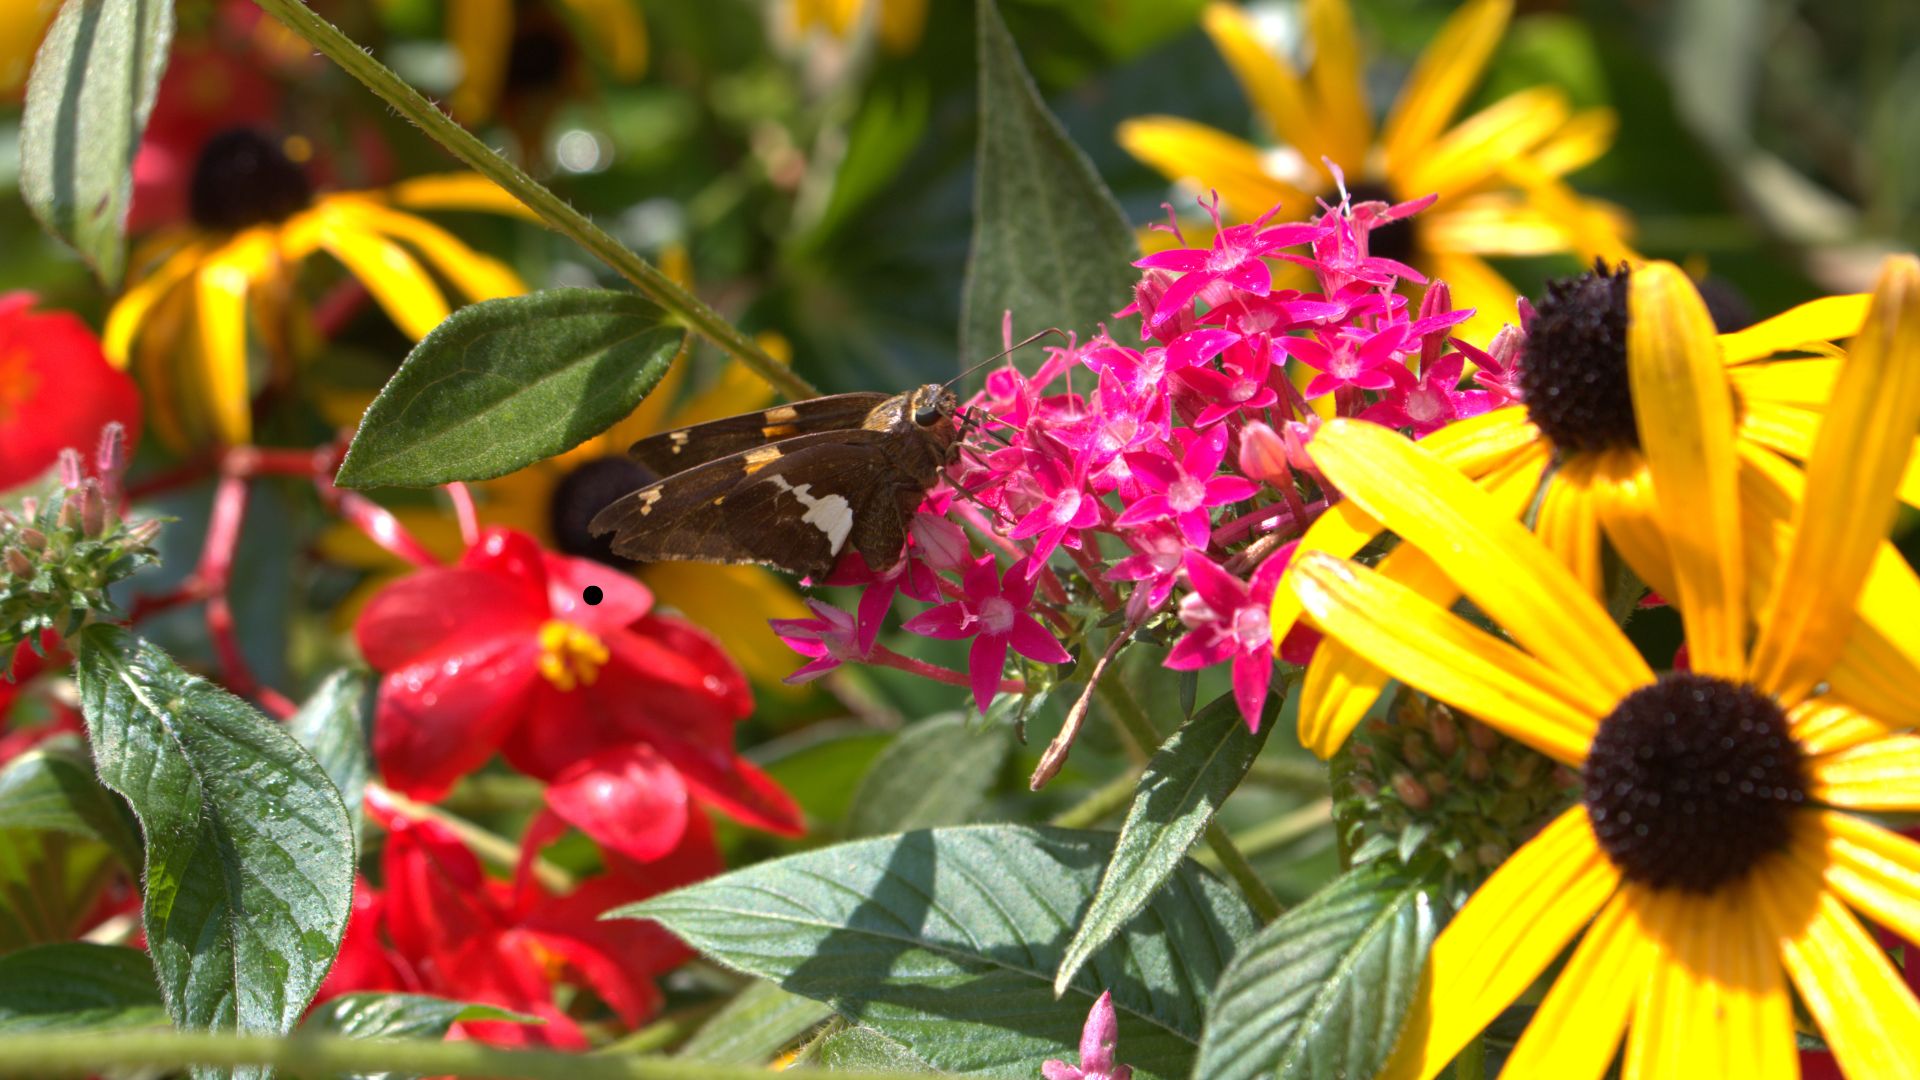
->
[536,619,609,693]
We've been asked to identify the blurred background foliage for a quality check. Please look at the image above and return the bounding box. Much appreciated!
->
[2,0,1915,871]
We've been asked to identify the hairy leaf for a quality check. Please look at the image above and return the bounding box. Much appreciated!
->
[0,744,141,868]
[1055,689,1277,994]
[616,825,1256,1080]
[845,713,1011,838]
[336,289,684,488]
[0,943,165,1033]
[75,625,355,1080]
[959,0,1138,365]
[677,980,834,1065]
[287,670,372,838]
[20,0,174,285]
[1195,862,1449,1080]
[798,1023,938,1072]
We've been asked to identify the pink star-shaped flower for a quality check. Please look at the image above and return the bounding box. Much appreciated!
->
[900,556,1070,712]
[1114,426,1257,547]
[1355,349,1496,437]
[1042,991,1133,1080]
[1165,551,1289,731]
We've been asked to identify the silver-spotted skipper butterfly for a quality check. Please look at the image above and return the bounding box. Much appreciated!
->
[588,384,964,582]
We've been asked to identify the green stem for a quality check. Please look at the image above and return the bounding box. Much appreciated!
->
[1048,766,1143,829]
[1228,797,1333,860]
[0,1030,930,1080]
[247,0,817,402]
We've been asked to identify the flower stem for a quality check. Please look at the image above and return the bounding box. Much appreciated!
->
[246,0,816,403]
[1048,765,1143,829]
[0,1030,931,1080]
[868,643,1024,694]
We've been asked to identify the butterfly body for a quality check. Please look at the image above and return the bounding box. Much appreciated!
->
[589,384,961,581]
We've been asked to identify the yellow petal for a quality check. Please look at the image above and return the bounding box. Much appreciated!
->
[645,562,813,691]
[1739,442,1920,724]
[1745,396,1920,517]
[1200,1,1325,164]
[1378,0,1512,176]
[383,173,539,218]
[1720,293,1872,365]
[1757,851,1920,1079]
[1380,808,1618,1080]
[1290,553,1598,763]
[1536,456,1603,599]
[558,0,648,77]
[1805,735,1920,811]
[1306,418,1652,708]
[1499,889,1648,1080]
[1528,106,1619,178]
[1791,698,1904,757]
[1115,116,1311,222]
[1620,884,1795,1080]
[1813,809,1920,950]
[1586,448,1678,601]
[1296,444,1547,756]
[1269,497,1383,643]
[1626,262,1745,678]
[333,200,526,303]
[1409,403,1538,477]
[131,276,199,451]
[1499,165,1639,264]
[1303,0,1372,174]
[104,242,206,367]
[1422,195,1578,258]
[193,234,279,446]
[0,0,57,97]
[314,210,453,341]
[1398,87,1569,201]
[1730,361,1839,412]
[1749,256,1920,700]
[448,0,513,124]
[875,0,928,55]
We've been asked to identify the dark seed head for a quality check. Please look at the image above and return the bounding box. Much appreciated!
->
[1518,261,1637,454]
[1347,181,1417,267]
[505,21,571,93]
[189,128,314,232]
[550,457,658,567]
[1583,673,1806,894]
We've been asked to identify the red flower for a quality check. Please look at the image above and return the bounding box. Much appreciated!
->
[0,296,141,492]
[317,791,715,1047]
[356,527,802,860]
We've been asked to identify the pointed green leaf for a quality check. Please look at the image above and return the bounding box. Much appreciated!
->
[677,980,834,1065]
[798,1024,938,1073]
[0,744,141,868]
[335,289,685,489]
[0,943,166,1033]
[845,713,1012,838]
[959,0,1138,362]
[75,625,355,1080]
[286,670,371,838]
[1195,862,1450,1080]
[614,825,1256,1080]
[1054,689,1277,995]
[20,0,175,285]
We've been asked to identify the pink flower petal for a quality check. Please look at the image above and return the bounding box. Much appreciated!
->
[901,602,975,640]
[968,635,1010,714]
[1009,614,1069,664]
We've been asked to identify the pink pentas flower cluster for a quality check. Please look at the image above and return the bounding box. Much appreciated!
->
[774,184,1502,741]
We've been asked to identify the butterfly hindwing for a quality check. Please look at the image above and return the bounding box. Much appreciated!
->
[591,429,909,580]
[627,393,889,475]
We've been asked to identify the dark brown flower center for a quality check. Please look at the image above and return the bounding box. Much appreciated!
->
[505,8,572,94]
[1518,261,1636,454]
[1347,181,1416,267]
[550,457,656,567]
[1583,673,1806,894]
[189,128,314,232]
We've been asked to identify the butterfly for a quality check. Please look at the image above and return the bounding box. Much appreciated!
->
[588,384,964,582]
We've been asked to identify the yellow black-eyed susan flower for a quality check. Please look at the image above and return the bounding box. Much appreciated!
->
[1121,0,1632,338]
[1272,262,1920,758]
[1289,256,1920,1075]
[104,129,529,448]
[448,0,648,127]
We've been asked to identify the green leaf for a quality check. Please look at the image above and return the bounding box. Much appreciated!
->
[74,625,355,1079]
[959,0,1139,363]
[286,670,371,838]
[298,992,535,1079]
[335,289,685,489]
[0,744,141,868]
[676,980,834,1065]
[615,825,1256,1080]
[0,943,166,1033]
[20,0,175,286]
[1054,689,1277,995]
[797,1023,938,1072]
[1195,862,1450,1080]
[844,713,1012,838]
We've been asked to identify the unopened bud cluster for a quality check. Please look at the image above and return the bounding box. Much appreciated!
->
[1,425,158,662]
[1332,687,1576,899]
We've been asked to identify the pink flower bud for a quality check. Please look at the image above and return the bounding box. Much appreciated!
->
[96,422,127,502]
[5,548,32,576]
[126,518,162,546]
[57,448,83,490]
[1417,280,1452,370]
[81,479,107,538]
[910,512,969,571]
[19,528,46,551]
[1391,771,1431,811]
[1236,420,1290,485]
[57,489,81,530]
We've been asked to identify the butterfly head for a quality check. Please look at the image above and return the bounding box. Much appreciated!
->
[910,384,960,430]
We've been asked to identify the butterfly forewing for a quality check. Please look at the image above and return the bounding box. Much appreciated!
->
[626,393,889,475]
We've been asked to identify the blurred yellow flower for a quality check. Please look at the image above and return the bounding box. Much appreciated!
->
[104,130,529,448]
[449,0,649,125]
[790,0,927,55]
[0,0,57,97]
[1120,0,1633,338]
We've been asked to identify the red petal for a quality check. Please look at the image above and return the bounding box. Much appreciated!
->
[0,296,142,491]
[355,566,542,671]
[543,746,691,864]
[542,551,651,630]
[662,748,805,836]
[373,635,539,801]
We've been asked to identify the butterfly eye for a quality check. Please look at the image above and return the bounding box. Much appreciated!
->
[913,403,944,426]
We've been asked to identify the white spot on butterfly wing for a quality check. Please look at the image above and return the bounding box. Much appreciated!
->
[768,475,853,555]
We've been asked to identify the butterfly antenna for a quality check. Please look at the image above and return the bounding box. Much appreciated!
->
[943,328,1071,390]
